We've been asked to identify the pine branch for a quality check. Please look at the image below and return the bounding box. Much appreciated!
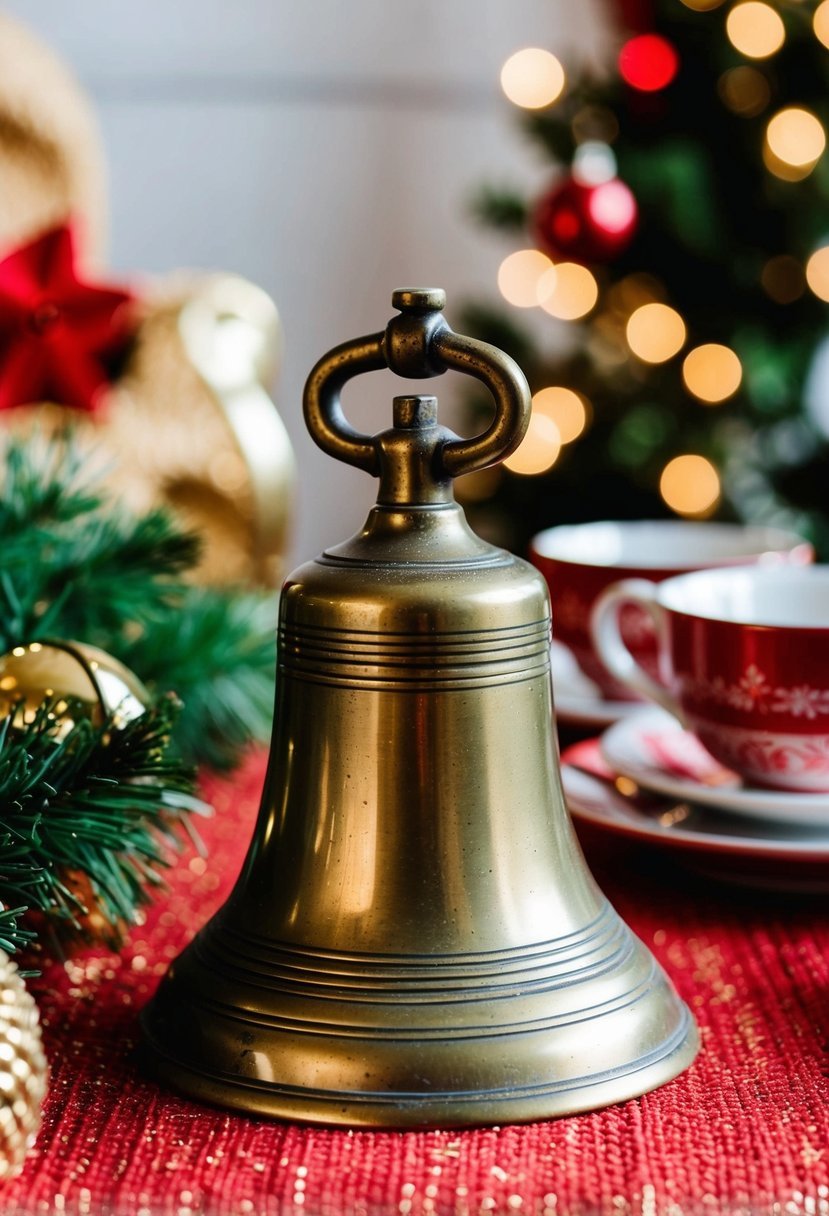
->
[0,435,100,534]
[119,588,276,769]
[0,696,209,954]
[469,186,529,232]
[0,433,275,767]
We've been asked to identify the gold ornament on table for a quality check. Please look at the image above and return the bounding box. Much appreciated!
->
[0,11,295,588]
[0,951,47,1180]
[143,288,698,1128]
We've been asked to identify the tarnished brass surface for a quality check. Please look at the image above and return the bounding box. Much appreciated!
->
[142,290,698,1126]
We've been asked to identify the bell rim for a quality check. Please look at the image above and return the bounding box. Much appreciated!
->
[140,1003,699,1129]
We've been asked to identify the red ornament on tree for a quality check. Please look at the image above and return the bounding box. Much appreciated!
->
[618,34,679,93]
[532,176,638,265]
[0,224,134,413]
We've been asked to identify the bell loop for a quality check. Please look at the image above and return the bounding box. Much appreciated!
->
[383,293,450,379]
[303,288,532,484]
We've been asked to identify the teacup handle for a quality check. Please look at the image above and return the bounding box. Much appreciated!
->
[590,579,684,722]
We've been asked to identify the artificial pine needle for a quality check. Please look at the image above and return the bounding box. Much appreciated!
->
[0,433,275,767]
[0,695,210,954]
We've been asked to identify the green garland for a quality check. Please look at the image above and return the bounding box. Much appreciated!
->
[0,434,276,769]
[0,694,208,960]
[0,433,279,954]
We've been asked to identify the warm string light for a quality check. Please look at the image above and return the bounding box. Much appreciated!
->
[761,255,805,303]
[805,245,829,301]
[718,66,771,117]
[726,2,785,59]
[660,455,721,516]
[497,249,553,308]
[532,387,589,443]
[626,303,686,363]
[679,0,726,9]
[764,107,826,181]
[505,387,592,477]
[503,413,561,475]
[497,247,598,322]
[682,343,743,403]
[538,262,599,320]
[814,0,829,50]
[500,48,565,109]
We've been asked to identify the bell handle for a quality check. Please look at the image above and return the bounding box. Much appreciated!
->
[303,294,531,478]
[303,333,387,474]
[432,329,530,478]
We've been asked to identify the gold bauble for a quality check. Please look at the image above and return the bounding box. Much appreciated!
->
[0,642,151,950]
[0,950,47,1180]
[0,641,149,733]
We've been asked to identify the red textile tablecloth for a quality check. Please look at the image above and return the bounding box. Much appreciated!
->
[3,750,829,1216]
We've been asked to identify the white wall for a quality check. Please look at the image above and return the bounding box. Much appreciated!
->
[5,1,604,562]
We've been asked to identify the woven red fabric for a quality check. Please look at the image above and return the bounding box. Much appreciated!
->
[3,750,828,1216]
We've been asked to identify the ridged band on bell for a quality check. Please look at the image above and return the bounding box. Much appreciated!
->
[142,289,698,1126]
[278,620,552,688]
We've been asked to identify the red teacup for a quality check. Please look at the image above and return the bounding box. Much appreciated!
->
[530,521,813,701]
[591,565,829,792]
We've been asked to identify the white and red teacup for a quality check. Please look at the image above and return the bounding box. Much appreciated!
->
[530,520,812,701]
[591,565,829,793]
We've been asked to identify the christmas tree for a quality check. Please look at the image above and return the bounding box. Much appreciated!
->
[460,0,829,558]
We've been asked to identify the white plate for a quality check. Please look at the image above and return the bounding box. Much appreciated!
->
[599,706,829,827]
[554,693,641,729]
[561,752,829,892]
[550,640,641,728]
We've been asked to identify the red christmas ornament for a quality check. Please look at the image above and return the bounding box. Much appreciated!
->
[0,224,134,413]
[618,34,679,92]
[532,176,638,264]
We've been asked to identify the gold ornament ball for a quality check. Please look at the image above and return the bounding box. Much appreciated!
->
[0,950,47,1179]
[0,641,149,733]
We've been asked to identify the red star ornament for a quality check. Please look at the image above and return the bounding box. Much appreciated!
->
[0,223,135,414]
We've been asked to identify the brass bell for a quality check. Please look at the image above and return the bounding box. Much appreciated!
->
[142,288,697,1126]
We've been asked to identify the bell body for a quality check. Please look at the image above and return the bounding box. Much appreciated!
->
[143,501,697,1126]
